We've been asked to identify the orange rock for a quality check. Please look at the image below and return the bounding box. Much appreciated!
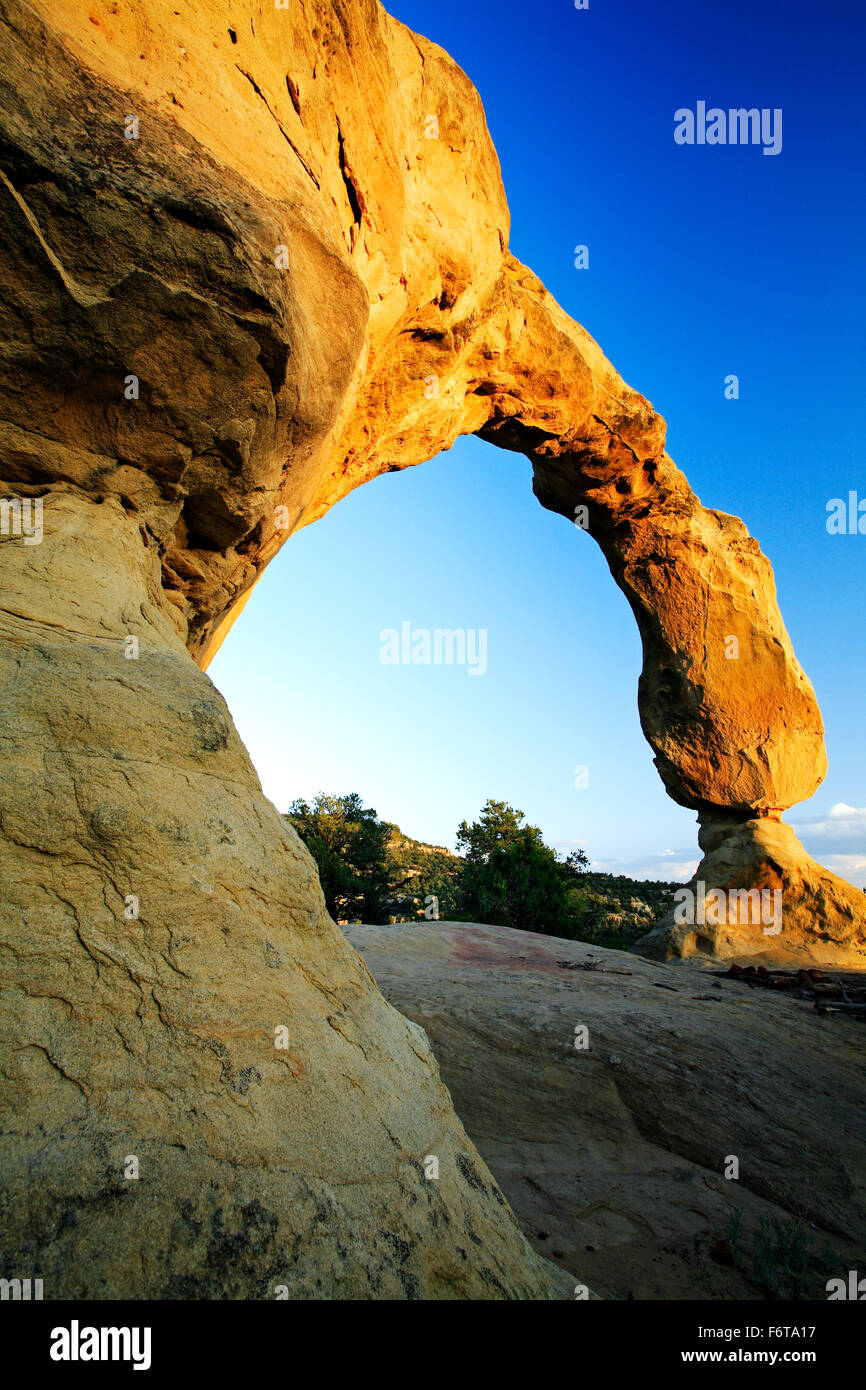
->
[0,0,862,1299]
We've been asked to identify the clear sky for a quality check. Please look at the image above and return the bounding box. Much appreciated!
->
[209,0,866,885]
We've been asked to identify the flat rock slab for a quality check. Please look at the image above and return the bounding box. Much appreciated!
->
[344,921,866,1300]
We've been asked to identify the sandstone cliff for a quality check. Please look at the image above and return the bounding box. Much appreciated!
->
[0,0,862,1299]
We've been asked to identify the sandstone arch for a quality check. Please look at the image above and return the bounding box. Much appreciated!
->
[0,0,862,1299]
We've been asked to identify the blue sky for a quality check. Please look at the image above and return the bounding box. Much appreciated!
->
[209,0,866,884]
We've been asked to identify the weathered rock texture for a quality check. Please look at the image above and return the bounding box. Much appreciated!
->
[346,922,866,1300]
[634,817,866,969]
[0,489,571,1298]
[1,0,859,972]
[0,0,862,1297]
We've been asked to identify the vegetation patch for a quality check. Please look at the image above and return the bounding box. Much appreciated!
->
[286,794,680,944]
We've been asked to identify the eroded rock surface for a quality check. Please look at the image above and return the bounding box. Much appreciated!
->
[346,922,866,1300]
[0,0,862,1299]
[0,0,829,827]
[634,817,866,968]
[0,492,570,1298]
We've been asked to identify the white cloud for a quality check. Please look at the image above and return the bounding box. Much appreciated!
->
[588,852,698,883]
[827,803,866,820]
[789,804,866,864]
[554,809,866,889]
[784,806,866,886]
[793,804,866,838]
[816,853,866,888]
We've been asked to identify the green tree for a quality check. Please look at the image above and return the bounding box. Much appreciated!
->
[455,800,575,937]
[563,848,591,876]
[286,793,389,923]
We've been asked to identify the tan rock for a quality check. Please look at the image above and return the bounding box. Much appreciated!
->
[0,491,570,1298]
[345,921,866,1300]
[0,0,862,1298]
[6,0,844,837]
[634,816,866,968]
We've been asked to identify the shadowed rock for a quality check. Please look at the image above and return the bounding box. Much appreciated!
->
[0,489,570,1298]
[0,0,861,1298]
[345,921,866,1300]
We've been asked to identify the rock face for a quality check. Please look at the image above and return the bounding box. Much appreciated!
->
[0,490,569,1298]
[634,818,866,969]
[1,0,858,967]
[0,0,861,1297]
[345,922,866,1300]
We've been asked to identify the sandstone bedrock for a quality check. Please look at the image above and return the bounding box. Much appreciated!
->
[0,0,861,1300]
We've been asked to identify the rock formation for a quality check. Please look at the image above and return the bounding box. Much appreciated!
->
[634,816,866,968]
[0,0,862,1297]
[346,921,866,1300]
[0,486,574,1298]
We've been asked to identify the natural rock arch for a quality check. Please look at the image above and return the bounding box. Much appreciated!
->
[0,0,862,1299]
